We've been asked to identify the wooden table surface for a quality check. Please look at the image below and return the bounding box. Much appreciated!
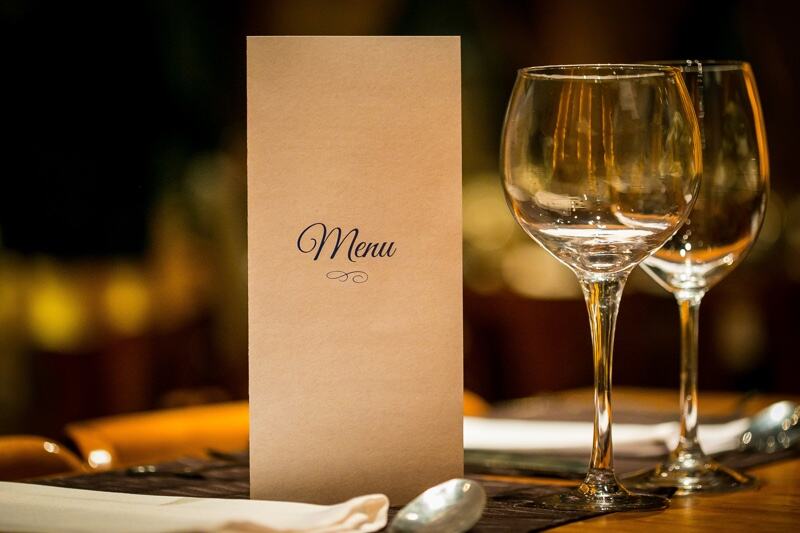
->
[518,388,800,532]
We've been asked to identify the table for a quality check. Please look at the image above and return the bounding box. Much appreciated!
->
[38,388,800,531]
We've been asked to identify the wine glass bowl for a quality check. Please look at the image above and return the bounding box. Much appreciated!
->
[642,61,768,295]
[500,64,702,511]
[503,65,701,276]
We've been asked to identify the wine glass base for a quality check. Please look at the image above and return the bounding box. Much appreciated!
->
[625,456,756,495]
[526,485,669,512]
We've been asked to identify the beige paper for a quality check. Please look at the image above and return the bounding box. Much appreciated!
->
[247,36,463,505]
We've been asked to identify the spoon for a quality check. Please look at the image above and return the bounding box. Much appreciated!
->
[739,400,800,453]
[388,478,486,533]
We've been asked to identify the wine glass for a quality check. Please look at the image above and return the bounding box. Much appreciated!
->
[628,60,769,494]
[500,64,702,512]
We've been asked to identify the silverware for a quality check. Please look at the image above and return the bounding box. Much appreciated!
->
[388,478,486,533]
[739,401,800,453]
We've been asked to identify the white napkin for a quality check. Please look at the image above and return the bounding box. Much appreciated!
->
[0,482,388,533]
[464,416,751,456]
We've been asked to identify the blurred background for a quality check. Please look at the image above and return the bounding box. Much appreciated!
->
[1,0,798,439]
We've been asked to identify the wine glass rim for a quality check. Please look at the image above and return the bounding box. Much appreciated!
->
[517,63,680,80]
[644,59,751,72]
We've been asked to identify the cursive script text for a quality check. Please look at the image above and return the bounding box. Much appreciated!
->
[297,223,396,263]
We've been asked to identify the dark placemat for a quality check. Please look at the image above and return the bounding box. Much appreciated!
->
[464,440,800,481]
[32,445,799,532]
[34,456,608,532]
[37,457,250,499]
[465,446,800,481]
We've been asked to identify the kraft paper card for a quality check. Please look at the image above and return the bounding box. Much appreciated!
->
[247,36,463,505]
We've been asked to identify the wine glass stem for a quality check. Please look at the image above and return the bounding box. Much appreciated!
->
[579,272,628,493]
[675,291,705,458]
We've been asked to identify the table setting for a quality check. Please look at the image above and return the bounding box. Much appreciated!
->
[10,389,797,532]
[2,30,799,533]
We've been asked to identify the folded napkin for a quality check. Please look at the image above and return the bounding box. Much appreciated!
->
[464,416,751,456]
[0,482,388,533]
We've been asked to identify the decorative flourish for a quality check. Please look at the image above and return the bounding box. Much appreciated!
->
[326,270,368,283]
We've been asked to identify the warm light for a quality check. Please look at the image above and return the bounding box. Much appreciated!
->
[27,266,86,350]
[43,441,58,454]
[102,264,151,335]
[463,177,515,252]
[501,243,580,299]
[88,449,112,469]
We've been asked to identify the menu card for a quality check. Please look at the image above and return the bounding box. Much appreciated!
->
[247,36,463,505]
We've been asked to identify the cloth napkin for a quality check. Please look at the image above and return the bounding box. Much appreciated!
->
[464,416,751,456]
[0,482,388,533]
